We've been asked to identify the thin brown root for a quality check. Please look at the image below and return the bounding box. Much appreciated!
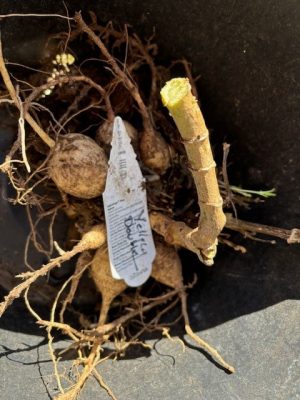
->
[25,282,78,394]
[132,32,158,107]
[0,13,74,20]
[60,251,93,323]
[180,290,235,373]
[25,75,114,121]
[88,288,182,336]
[162,327,185,353]
[74,12,159,140]
[222,142,237,217]
[142,296,181,329]
[225,213,300,244]
[92,369,118,400]
[0,159,24,170]
[24,286,42,321]
[0,36,55,147]
[48,280,69,395]
[16,90,30,172]
[54,341,101,400]
[37,320,89,342]
[219,237,247,253]
[171,59,199,99]
[0,225,106,316]
[151,210,300,258]
[50,270,91,395]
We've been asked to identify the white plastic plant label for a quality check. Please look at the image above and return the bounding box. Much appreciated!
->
[103,116,156,287]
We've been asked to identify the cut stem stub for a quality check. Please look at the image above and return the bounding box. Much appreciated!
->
[161,78,226,265]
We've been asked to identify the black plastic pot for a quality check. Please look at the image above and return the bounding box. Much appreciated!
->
[0,2,299,399]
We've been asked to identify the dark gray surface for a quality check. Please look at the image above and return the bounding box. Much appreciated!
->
[0,1,300,399]
[1,300,299,400]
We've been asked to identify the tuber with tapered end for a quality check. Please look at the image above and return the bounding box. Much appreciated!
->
[90,246,127,325]
[151,241,183,289]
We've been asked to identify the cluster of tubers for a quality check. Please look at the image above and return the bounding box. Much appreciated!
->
[1,11,298,400]
[90,240,183,326]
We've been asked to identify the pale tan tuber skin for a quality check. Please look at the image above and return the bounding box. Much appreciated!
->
[161,78,226,264]
[90,241,181,326]
[151,241,183,289]
[139,129,172,174]
[90,246,127,325]
[48,133,108,199]
[90,241,182,327]
[96,120,138,147]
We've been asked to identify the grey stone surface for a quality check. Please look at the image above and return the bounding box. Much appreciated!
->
[0,300,299,399]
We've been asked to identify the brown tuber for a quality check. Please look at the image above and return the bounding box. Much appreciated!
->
[48,133,108,199]
[90,246,127,325]
[96,120,138,148]
[139,129,172,174]
[90,241,181,326]
[151,241,183,289]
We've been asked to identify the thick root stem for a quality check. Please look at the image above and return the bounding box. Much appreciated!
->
[150,211,213,265]
[161,78,226,264]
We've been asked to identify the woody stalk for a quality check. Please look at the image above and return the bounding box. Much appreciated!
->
[159,78,226,265]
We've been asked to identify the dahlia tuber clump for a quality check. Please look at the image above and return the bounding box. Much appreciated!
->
[0,11,298,400]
